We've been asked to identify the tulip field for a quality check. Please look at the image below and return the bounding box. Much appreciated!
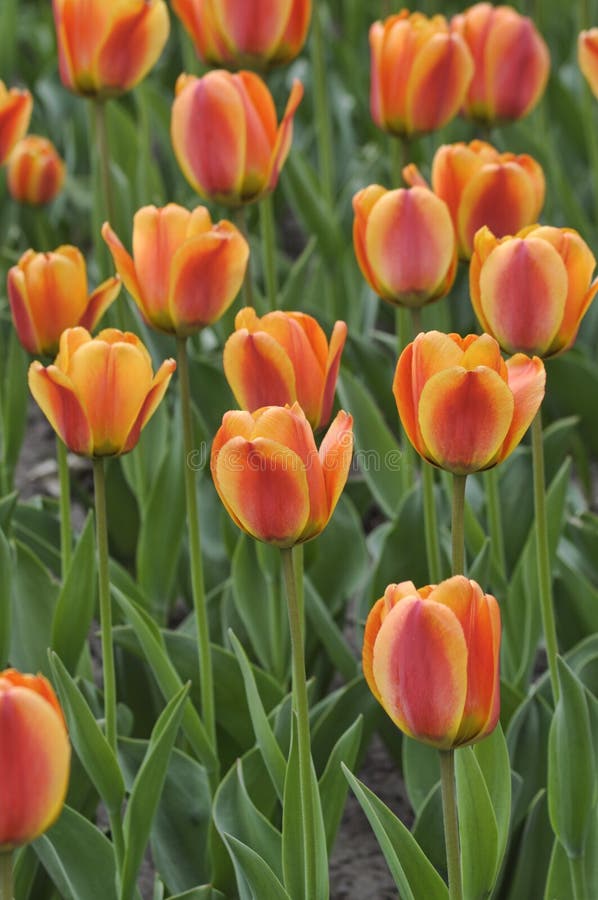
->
[2,0,598,899]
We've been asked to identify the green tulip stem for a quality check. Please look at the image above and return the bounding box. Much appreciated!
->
[56,437,72,579]
[177,338,217,766]
[395,307,415,494]
[93,457,117,753]
[260,194,278,310]
[390,134,411,189]
[281,545,316,898]
[483,468,507,579]
[531,409,560,704]
[439,750,463,900]
[451,474,467,576]
[233,206,255,309]
[570,854,588,900]
[0,851,12,900]
[310,3,334,207]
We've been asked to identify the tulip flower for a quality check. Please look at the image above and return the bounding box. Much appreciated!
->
[102,204,249,336]
[28,327,176,457]
[171,70,303,205]
[0,669,70,848]
[223,307,347,430]
[452,3,549,124]
[353,184,457,306]
[393,330,545,474]
[172,0,311,69]
[211,403,353,547]
[8,247,121,357]
[369,12,473,137]
[0,82,33,166]
[403,141,545,260]
[7,135,66,206]
[52,0,170,97]
[470,225,598,357]
[363,576,500,749]
[579,29,598,99]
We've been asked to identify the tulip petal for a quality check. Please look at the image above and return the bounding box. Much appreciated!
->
[101,222,143,307]
[96,0,170,94]
[7,267,40,355]
[499,354,545,460]
[122,358,176,453]
[78,276,121,331]
[320,320,348,429]
[28,362,93,455]
[213,0,291,59]
[352,184,388,295]
[0,87,33,166]
[579,29,598,100]
[223,329,297,411]
[234,72,278,197]
[363,581,419,704]
[318,410,353,519]
[266,78,303,193]
[484,13,549,120]
[407,32,473,134]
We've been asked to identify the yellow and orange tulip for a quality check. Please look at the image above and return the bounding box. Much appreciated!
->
[393,331,545,474]
[452,2,549,124]
[223,307,347,430]
[0,82,33,166]
[8,247,121,357]
[470,225,598,358]
[403,141,545,260]
[0,669,70,849]
[579,29,598,99]
[171,70,303,205]
[211,403,353,547]
[102,204,249,336]
[363,576,500,749]
[369,11,473,137]
[52,0,170,97]
[29,327,176,456]
[353,184,457,306]
[172,0,311,69]
[7,136,66,206]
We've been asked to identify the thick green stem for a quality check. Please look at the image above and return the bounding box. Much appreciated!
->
[0,851,12,900]
[451,474,467,576]
[177,338,217,762]
[439,750,463,900]
[483,468,507,579]
[281,546,316,897]
[310,4,334,206]
[531,410,560,704]
[260,194,278,310]
[390,134,410,188]
[93,458,117,752]
[56,438,72,579]
[570,854,588,900]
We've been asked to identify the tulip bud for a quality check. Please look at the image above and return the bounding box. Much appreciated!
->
[578,29,598,99]
[52,0,170,97]
[393,330,546,474]
[0,669,70,849]
[403,140,545,260]
[171,70,303,205]
[7,136,65,206]
[470,225,598,357]
[363,576,501,749]
[29,327,176,457]
[102,204,249,337]
[452,2,549,124]
[211,403,353,547]
[8,246,121,357]
[0,81,33,166]
[353,184,457,306]
[223,307,347,430]
[369,11,473,137]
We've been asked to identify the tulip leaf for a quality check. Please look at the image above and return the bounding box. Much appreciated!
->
[507,692,552,826]
[0,527,12,668]
[169,890,226,900]
[506,789,553,900]
[472,725,512,880]
[304,577,358,682]
[220,833,291,900]
[455,746,499,899]
[318,716,363,852]
[1,331,28,487]
[10,540,58,675]
[310,676,375,776]
[51,513,96,673]
[402,737,440,817]
[280,150,345,259]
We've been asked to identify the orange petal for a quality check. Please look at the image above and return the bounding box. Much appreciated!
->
[223,329,297,411]
[318,410,353,521]
[122,358,176,453]
[352,184,388,296]
[273,0,311,64]
[96,0,170,94]
[484,11,549,120]
[213,0,291,59]
[266,78,303,194]
[0,86,33,165]
[102,221,143,309]
[579,29,598,99]
[320,320,347,429]
[7,266,40,355]
[406,32,473,134]
[499,354,545,461]
[79,276,121,332]
[362,596,387,703]
[28,361,93,455]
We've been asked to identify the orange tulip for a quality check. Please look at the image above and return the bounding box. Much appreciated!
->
[8,247,121,357]
[452,2,549,124]
[172,0,311,69]
[471,225,598,358]
[369,11,473,137]
[171,70,303,205]
[52,0,170,97]
[393,330,545,474]
[0,669,70,849]
[0,82,33,166]
[102,204,249,336]
[223,307,347,430]
[28,327,176,457]
[353,184,457,306]
[211,403,353,547]
[7,136,66,206]
[363,576,500,749]
[403,140,545,260]
[579,29,598,99]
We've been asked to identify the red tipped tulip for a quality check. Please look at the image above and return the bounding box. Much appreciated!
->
[0,82,33,166]
[7,135,66,206]
[579,29,598,99]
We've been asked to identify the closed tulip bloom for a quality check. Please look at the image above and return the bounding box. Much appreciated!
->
[353,184,457,306]
[172,0,311,69]
[29,327,176,457]
[0,82,33,166]
[8,247,121,357]
[363,576,500,749]
[52,0,170,97]
[471,225,598,357]
[403,140,545,260]
[393,330,545,474]
[211,403,353,547]
[579,29,598,99]
[171,70,303,205]
[370,11,473,137]
[452,3,549,124]
[7,136,66,206]
[102,204,249,336]
[223,307,347,430]
[0,669,70,849]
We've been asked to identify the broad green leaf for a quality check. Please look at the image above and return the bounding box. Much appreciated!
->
[545,806,598,900]
[402,737,440,817]
[412,782,445,877]
[505,790,552,900]
[2,331,28,487]
[0,528,11,667]
[304,577,357,682]
[472,725,512,879]
[10,540,58,675]
[455,747,499,899]
[221,833,290,900]
[169,890,226,900]
[51,514,96,673]
[311,676,375,775]
[280,150,344,259]
[319,716,363,852]
[507,693,552,825]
